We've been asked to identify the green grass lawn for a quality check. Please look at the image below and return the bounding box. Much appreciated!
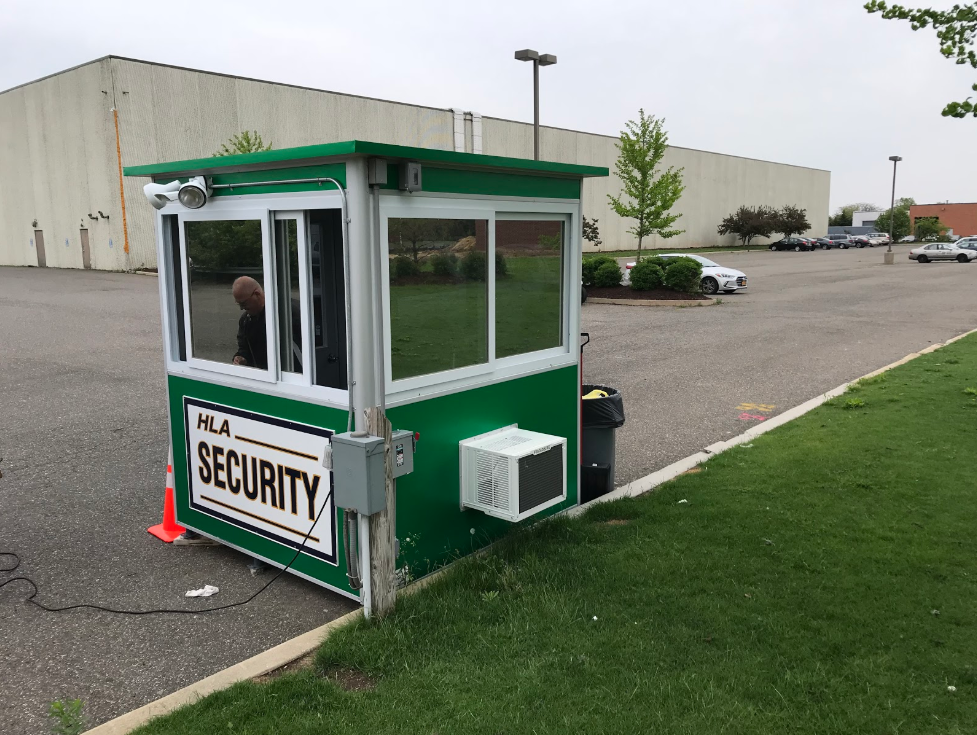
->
[136,335,977,734]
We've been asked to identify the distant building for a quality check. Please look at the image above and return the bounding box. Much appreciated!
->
[909,202,977,238]
[852,210,880,228]
[0,55,831,270]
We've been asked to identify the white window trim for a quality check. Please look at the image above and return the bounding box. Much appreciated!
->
[273,211,313,388]
[158,192,350,410]
[378,196,577,401]
[179,207,278,383]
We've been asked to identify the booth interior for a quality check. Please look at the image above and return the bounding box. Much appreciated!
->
[125,141,608,608]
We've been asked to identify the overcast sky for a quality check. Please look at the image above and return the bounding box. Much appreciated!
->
[2,0,973,212]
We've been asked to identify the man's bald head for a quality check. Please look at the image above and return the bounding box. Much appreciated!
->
[232,276,264,316]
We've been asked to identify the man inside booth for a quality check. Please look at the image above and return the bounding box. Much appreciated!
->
[231,276,268,369]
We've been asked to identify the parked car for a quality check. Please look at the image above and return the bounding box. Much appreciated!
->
[909,242,977,263]
[624,254,748,294]
[769,237,815,251]
[899,235,916,243]
[814,238,836,250]
[949,236,977,251]
[849,236,873,248]
[825,234,855,248]
[866,232,891,246]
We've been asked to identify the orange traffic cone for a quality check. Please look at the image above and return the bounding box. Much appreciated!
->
[148,463,186,543]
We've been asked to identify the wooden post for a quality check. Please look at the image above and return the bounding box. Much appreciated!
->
[366,406,396,616]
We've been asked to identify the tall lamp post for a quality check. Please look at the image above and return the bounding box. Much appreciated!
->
[514,49,557,160]
[887,155,902,256]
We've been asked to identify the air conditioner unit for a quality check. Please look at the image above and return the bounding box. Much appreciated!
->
[460,427,567,522]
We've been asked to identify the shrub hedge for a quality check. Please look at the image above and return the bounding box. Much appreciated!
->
[392,256,420,279]
[629,260,665,291]
[593,261,623,288]
[461,251,487,281]
[582,255,617,286]
[430,253,458,276]
[662,258,702,293]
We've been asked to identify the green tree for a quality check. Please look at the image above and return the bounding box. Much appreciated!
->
[608,110,686,261]
[865,2,977,118]
[828,202,882,227]
[776,205,811,239]
[717,205,779,245]
[913,217,948,239]
[582,216,603,249]
[214,130,273,157]
[874,207,912,240]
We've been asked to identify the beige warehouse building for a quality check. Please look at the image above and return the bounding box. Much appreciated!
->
[0,56,830,271]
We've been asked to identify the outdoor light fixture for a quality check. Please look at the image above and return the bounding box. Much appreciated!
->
[143,180,181,210]
[514,48,557,160]
[178,176,211,210]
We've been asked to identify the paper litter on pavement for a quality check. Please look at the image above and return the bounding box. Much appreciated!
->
[185,584,219,598]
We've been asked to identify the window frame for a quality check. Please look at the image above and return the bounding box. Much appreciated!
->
[273,210,313,388]
[379,196,577,398]
[157,192,350,410]
[178,207,278,383]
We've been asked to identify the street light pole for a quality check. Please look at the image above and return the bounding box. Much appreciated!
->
[888,155,902,254]
[515,49,557,160]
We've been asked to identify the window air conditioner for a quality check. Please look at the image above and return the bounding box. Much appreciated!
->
[460,427,567,522]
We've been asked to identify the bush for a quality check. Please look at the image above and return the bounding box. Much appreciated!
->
[430,253,458,277]
[593,261,623,288]
[582,255,617,286]
[643,256,670,270]
[461,251,487,281]
[392,256,420,279]
[662,257,702,293]
[629,260,665,291]
[495,251,508,277]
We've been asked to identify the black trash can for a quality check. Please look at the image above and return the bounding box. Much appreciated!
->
[580,384,625,503]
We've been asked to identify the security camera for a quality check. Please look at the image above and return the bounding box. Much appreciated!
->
[143,180,181,210]
[178,176,211,210]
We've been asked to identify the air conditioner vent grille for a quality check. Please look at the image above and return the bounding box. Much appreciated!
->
[475,452,510,512]
[518,446,565,513]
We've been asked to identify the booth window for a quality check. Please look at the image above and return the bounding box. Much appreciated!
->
[184,219,267,370]
[387,218,488,380]
[274,219,302,374]
[495,219,564,358]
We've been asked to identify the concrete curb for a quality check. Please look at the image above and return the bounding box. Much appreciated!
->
[568,325,977,515]
[85,327,977,734]
[133,271,159,277]
[587,297,714,307]
[84,608,363,734]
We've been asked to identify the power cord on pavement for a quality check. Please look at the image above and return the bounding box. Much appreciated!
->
[0,488,333,616]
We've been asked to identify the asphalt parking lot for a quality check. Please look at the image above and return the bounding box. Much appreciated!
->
[584,244,977,484]
[2,244,977,732]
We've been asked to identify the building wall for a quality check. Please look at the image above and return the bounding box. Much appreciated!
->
[852,211,879,228]
[0,58,127,269]
[480,117,830,251]
[1,56,831,270]
[910,203,977,238]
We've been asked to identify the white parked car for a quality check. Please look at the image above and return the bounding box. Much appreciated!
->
[625,254,748,294]
[866,232,891,246]
[899,235,916,243]
[909,242,977,263]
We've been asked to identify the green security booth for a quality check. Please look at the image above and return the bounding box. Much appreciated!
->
[125,141,608,614]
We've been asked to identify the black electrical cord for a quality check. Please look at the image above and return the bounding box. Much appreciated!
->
[0,488,333,616]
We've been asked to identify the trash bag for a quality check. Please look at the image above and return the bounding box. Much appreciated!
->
[581,384,625,429]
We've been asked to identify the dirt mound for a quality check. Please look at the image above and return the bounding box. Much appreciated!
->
[450,236,479,253]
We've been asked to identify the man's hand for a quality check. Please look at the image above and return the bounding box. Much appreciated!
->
[232,355,248,366]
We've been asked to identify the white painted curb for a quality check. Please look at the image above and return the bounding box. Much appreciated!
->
[569,326,977,515]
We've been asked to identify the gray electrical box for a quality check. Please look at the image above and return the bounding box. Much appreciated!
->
[399,161,422,192]
[331,432,386,515]
[368,158,388,186]
[391,429,416,479]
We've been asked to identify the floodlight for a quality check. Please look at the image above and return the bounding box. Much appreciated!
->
[178,176,211,209]
[514,49,539,61]
[143,180,181,210]
[538,54,557,66]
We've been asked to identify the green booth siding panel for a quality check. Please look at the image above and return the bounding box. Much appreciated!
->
[167,364,579,600]
[167,375,357,597]
[209,163,347,197]
[381,164,581,200]
[386,363,580,580]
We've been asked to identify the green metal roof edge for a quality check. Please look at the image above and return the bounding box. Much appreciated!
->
[123,140,608,178]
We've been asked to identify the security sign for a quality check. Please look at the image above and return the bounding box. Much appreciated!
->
[183,398,337,565]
